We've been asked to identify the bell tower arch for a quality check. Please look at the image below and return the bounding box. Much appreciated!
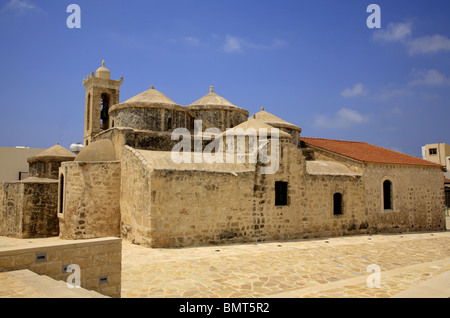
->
[83,60,123,146]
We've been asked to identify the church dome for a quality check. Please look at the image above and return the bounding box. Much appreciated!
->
[95,60,111,80]
[223,116,292,139]
[27,143,76,163]
[75,139,116,162]
[109,85,183,113]
[187,86,248,115]
[124,85,178,106]
[253,107,302,132]
[108,86,193,132]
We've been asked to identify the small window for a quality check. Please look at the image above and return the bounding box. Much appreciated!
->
[383,180,392,210]
[333,193,343,215]
[275,181,288,206]
[168,117,172,130]
[429,148,437,155]
[59,174,65,214]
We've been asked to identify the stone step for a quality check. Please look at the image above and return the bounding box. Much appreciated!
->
[0,269,109,298]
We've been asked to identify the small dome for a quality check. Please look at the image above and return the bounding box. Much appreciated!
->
[27,144,76,163]
[95,60,111,80]
[223,116,291,139]
[187,86,248,115]
[75,139,116,162]
[253,107,302,132]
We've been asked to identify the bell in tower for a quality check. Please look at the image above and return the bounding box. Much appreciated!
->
[82,60,123,146]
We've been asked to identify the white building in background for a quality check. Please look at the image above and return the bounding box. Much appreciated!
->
[422,143,450,179]
[0,147,46,182]
[422,143,450,215]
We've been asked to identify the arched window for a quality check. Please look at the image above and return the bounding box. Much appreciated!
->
[383,180,393,210]
[100,94,110,130]
[333,193,343,215]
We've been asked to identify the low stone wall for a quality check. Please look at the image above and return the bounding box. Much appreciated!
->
[0,237,121,298]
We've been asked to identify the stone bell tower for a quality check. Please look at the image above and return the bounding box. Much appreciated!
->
[83,60,123,146]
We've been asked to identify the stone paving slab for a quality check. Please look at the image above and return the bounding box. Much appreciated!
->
[121,231,450,298]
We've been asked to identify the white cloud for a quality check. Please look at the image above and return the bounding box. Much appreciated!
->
[222,34,287,53]
[373,22,412,43]
[313,108,369,128]
[373,87,413,101]
[183,37,201,46]
[408,34,450,55]
[222,35,244,53]
[2,0,42,14]
[409,69,450,86]
[340,83,367,98]
[373,21,450,56]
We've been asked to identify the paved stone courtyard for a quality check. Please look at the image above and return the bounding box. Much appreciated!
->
[0,225,449,298]
[121,230,450,298]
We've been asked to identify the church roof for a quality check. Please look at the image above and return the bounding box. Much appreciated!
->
[223,116,291,139]
[123,86,178,105]
[302,137,443,167]
[252,107,302,132]
[109,86,186,113]
[132,148,254,174]
[188,87,249,115]
[27,144,76,163]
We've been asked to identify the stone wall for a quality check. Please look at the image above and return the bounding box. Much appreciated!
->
[150,169,255,247]
[128,140,445,248]
[301,174,366,237]
[0,182,23,237]
[0,180,59,238]
[304,146,446,233]
[111,107,193,132]
[21,180,59,237]
[119,146,153,246]
[247,142,366,241]
[187,108,248,132]
[364,163,445,232]
[28,161,62,179]
[58,161,121,240]
[121,142,371,247]
[0,237,121,298]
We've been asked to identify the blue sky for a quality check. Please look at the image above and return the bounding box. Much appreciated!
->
[0,0,449,158]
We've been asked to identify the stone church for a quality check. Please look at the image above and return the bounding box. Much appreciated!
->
[0,61,447,247]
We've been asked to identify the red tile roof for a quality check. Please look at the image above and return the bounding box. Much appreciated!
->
[301,137,443,167]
